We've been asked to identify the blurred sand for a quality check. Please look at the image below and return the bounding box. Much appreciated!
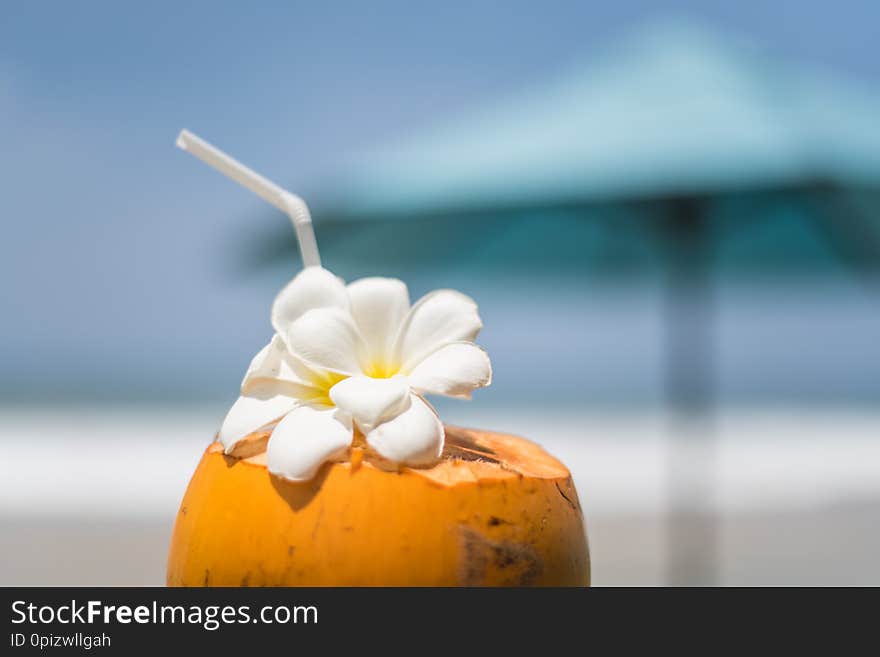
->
[2,502,877,586]
[1,406,878,586]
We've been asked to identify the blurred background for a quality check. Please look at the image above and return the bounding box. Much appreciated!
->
[1,1,879,586]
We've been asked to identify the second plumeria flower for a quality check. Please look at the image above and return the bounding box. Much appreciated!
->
[218,267,492,480]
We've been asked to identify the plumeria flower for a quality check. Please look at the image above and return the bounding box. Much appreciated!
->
[218,267,492,481]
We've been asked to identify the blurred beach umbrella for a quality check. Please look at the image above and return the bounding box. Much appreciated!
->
[252,21,880,583]
[246,23,880,277]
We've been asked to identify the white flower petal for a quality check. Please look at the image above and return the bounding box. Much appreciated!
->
[241,334,327,397]
[266,405,353,481]
[329,374,411,433]
[366,394,444,466]
[217,383,299,451]
[286,307,368,375]
[346,277,410,368]
[271,266,349,335]
[407,342,492,399]
[395,290,483,372]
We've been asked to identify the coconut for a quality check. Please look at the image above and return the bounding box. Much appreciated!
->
[167,424,589,586]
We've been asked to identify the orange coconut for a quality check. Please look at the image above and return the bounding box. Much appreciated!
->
[167,424,589,586]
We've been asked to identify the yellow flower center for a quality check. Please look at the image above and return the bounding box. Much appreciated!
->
[362,359,401,379]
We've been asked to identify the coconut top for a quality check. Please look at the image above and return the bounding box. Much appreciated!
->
[214,424,569,487]
[215,267,493,482]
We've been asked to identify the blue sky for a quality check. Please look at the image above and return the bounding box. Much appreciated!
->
[1,1,879,405]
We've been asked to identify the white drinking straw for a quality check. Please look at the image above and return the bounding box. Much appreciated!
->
[176,129,321,268]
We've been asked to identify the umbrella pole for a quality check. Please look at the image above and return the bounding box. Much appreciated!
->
[663,197,717,586]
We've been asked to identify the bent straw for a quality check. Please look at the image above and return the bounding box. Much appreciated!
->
[176,129,321,268]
